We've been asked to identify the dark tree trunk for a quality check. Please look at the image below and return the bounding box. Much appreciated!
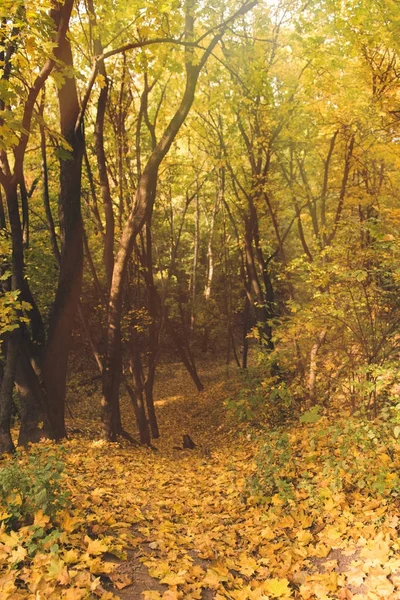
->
[129,346,151,446]
[87,0,115,291]
[42,26,84,440]
[165,319,204,391]
[16,339,52,446]
[40,91,61,264]
[0,0,75,447]
[143,223,160,439]
[0,333,18,454]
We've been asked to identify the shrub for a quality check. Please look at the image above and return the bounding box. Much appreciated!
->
[0,446,69,531]
[249,415,400,507]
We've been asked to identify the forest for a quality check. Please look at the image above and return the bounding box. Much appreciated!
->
[1,0,400,598]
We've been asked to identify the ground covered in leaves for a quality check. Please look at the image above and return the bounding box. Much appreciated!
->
[1,362,400,599]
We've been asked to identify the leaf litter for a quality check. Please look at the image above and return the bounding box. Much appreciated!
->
[0,361,400,599]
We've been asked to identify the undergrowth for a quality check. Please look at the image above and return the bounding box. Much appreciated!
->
[248,414,400,508]
[0,444,69,531]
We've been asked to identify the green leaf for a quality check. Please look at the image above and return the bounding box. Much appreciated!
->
[300,405,322,424]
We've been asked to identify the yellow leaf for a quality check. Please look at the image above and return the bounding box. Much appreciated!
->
[162,592,179,600]
[85,536,109,555]
[113,573,134,589]
[160,570,186,585]
[261,526,275,540]
[63,549,80,564]
[33,509,50,528]
[263,577,291,597]
[296,529,313,545]
[9,545,27,564]
[147,560,170,579]
[191,565,205,578]
[279,515,295,528]
[0,529,19,548]
[143,593,163,600]
[96,74,107,88]
[239,554,258,577]
[204,568,224,589]
[59,511,81,533]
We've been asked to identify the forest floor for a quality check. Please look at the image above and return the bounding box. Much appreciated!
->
[1,361,400,599]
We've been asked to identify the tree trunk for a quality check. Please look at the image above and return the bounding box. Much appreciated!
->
[42,27,84,440]
[143,223,160,439]
[308,330,327,406]
[16,339,52,446]
[190,189,200,334]
[0,333,18,454]
[242,296,250,369]
[129,347,151,445]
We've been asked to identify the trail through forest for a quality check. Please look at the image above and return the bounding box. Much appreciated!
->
[1,363,400,599]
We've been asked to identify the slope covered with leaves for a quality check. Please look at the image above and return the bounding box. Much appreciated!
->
[0,362,400,600]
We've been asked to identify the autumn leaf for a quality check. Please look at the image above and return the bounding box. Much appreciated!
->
[85,536,109,555]
[263,578,291,597]
[143,592,163,600]
[160,570,187,585]
[9,545,27,564]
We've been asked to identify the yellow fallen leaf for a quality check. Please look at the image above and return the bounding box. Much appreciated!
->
[59,510,81,533]
[9,545,27,564]
[63,549,80,564]
[296,529,313,545]
[113,573,134,589]
[261,526,275,540]
[33,510,50,528]
[162,591,180,600]
[263,577,291,597]
[160,570,186,585]
[143,593,162,600]
[279,515,295,529]
[239,554,258,577]
[85,536,109,555]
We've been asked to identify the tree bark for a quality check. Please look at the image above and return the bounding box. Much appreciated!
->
[42,23,84,440]
[0,333,18,454]
[308,330,327,406]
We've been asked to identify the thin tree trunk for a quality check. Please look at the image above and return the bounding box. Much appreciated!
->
[129,345,151,445]
[40,90,61,264]
[242,296,250,369]
[88,0,114,291]
[143,222,160,438]
[308,330,327,406]
[190,189,200,334]
[204,172,220,300]
[165,319,204,391]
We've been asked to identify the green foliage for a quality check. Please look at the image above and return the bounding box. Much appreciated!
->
[249,431,295,503]
[0,291,31,346]
[0,446,69,531]
[249,415,400,507]
[225,366,297,428]
[300,405,322,424]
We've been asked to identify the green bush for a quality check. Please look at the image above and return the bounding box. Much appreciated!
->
[0,446,69,531]
[249,416,400,506]
[225,367,298,428]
